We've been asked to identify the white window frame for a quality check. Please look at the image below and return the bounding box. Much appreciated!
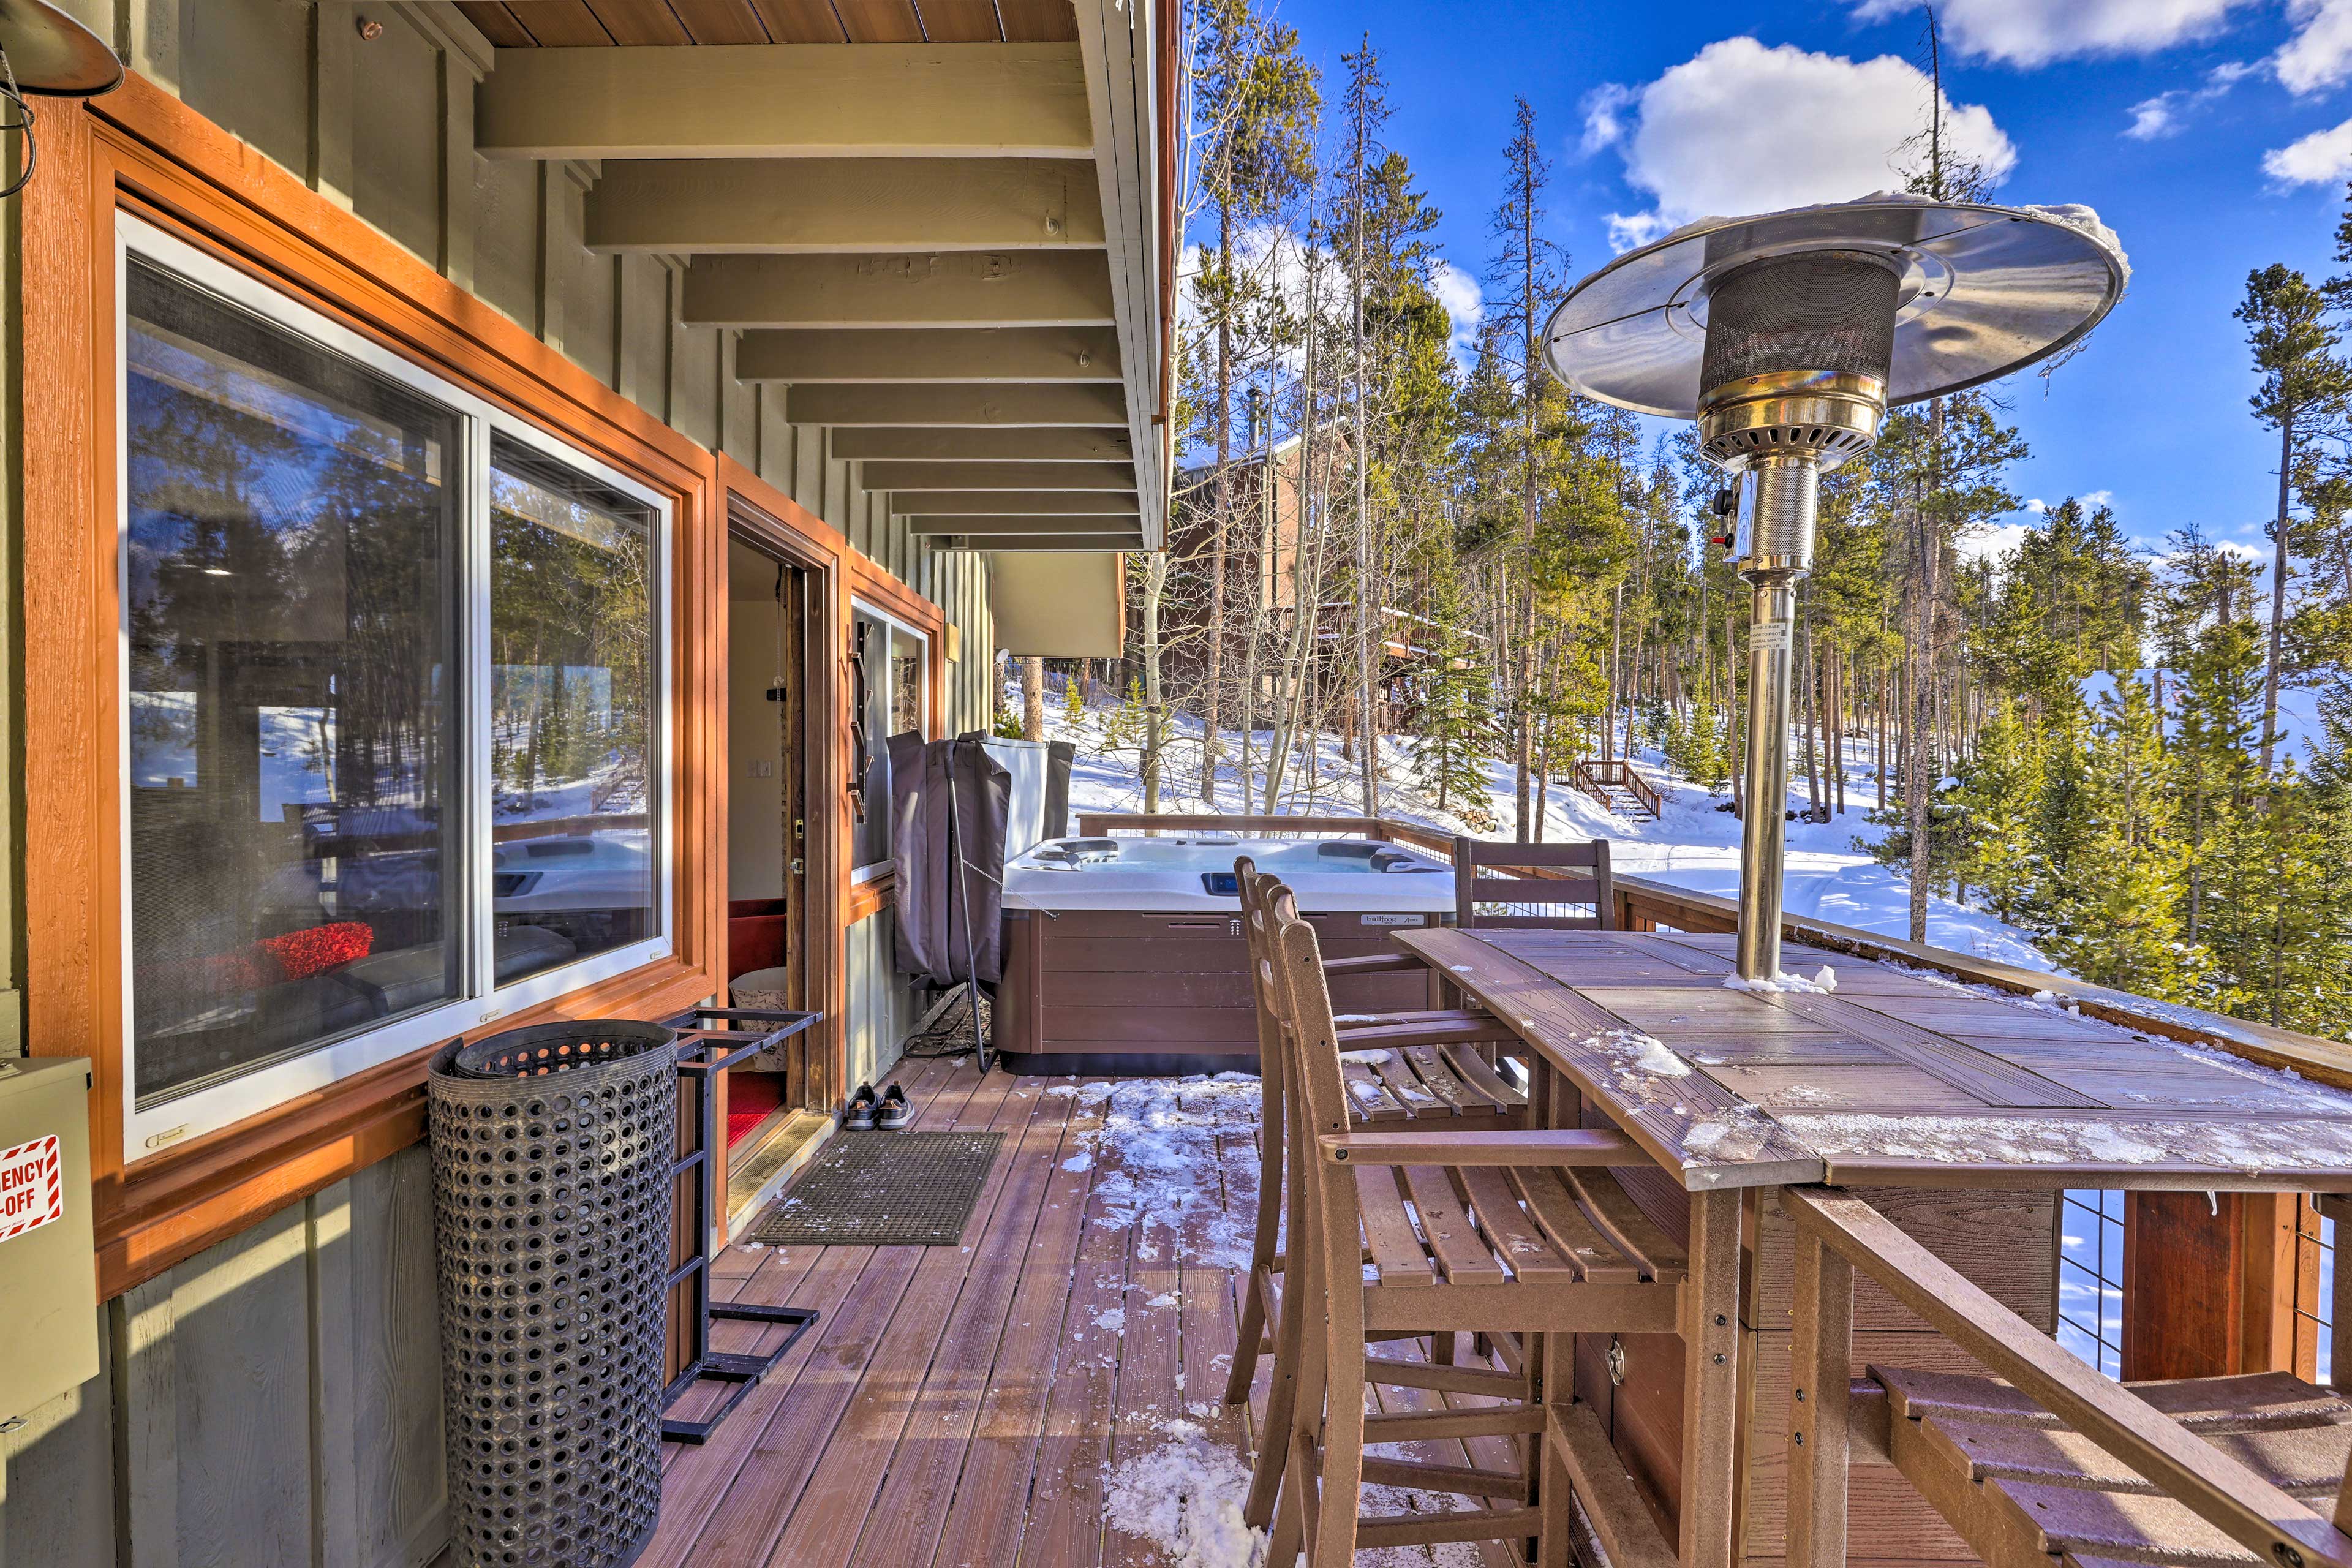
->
[850,598,930,880]
[115,213,675,1163]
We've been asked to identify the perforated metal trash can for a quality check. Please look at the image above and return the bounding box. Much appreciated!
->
[428,1020,679,1568]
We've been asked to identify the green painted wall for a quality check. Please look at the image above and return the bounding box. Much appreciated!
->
[0,6,1005,1562]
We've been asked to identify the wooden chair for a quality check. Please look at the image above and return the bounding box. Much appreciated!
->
[1223,860,1526,1432]
[1453,834,1616,930]
[1776,1185,2352,1568]
[1258,895,1686,1566]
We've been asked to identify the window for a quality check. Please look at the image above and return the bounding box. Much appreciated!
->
[2057,1189,2125,1378]
[118,217,670,1159]
[850,603,929,872]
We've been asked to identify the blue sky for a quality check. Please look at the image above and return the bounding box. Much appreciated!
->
[1261,0,2352,564]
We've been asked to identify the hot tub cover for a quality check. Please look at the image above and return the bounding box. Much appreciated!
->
[888,732,1009,986]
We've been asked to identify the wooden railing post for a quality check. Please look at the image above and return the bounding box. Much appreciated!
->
[1789,1226,1855,1568]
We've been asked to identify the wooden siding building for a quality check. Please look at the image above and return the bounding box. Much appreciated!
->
[0,4,1173,1563]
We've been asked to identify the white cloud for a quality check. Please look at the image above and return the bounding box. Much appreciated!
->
[1596,38,2015,252]
[1580,83,1637,155]
[2264,115,2352,184]
[2278,0,2352,92]
[1852,0,2250,68]
[2124,61,2256,140]
[1605,212,1675,253]
[2022,498,2049,514]
[1959,520,2031,564]
[1430,260,1484,364]
[2126,97,2187,140]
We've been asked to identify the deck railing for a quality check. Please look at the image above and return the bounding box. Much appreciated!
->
[1068,810,2352,1091]
[1775,1182,2352,1568]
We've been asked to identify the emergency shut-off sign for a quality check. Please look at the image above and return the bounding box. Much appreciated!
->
[0,1133,64,1244]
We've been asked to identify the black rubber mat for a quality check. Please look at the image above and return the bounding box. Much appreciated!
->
[748,1131,1005,1247]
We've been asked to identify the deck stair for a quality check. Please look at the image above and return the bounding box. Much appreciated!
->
[1570,758,1660,820]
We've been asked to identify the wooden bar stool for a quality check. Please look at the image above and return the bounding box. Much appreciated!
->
[1223,861,1528,1430]
[1258,895,1685,1566]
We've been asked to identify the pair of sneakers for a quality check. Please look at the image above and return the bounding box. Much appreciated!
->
[845,1082,910,1131]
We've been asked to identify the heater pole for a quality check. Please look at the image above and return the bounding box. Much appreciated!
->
[1736,576,1797,980]
[1731,456,1823,981]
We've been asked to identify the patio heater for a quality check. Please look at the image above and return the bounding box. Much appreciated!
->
[1542,199,2125,981]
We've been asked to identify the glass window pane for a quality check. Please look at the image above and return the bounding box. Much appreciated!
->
[851,609,925,870]
[891,631,923,735]
[124,257,461,1106]
[489,437,658,982]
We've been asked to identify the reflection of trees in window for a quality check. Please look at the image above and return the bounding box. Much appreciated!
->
[126,259,453,824]
[488,448,653,820]
[121,258,461,1099]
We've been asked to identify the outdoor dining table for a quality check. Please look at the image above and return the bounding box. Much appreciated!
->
[1389,924,2352,1568]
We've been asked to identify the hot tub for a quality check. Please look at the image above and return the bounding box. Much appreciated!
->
[995,835,1455,1073]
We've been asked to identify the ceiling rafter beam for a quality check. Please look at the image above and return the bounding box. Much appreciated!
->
[859,461,1135,490]
[735,327,1120,383]
[682,252,1115,328]
[584,159,1104,253]
[829,427,1133,462]
[891,491,1141,516]
[476,43,1093,160]
[784,383,1126,427]
[942,531,1145,550]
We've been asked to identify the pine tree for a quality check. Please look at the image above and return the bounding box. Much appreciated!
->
[2237,263,2351,779]
[2041,677,2198,1000]
[1948,698,2044,925]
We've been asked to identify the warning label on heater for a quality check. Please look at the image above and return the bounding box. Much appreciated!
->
[1749,622,1792,652]
[0,1135,64,1245]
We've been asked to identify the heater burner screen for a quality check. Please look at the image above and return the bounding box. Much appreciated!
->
[1701,254,1901,389]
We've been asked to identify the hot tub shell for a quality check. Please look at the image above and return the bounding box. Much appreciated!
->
[994,835,1454,1074]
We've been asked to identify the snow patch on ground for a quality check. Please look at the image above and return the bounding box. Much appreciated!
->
[1054,1076,1259,1272]
[1102,1430,1265,1568]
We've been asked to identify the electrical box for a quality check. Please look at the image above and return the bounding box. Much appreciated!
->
[0,1057,98,1423]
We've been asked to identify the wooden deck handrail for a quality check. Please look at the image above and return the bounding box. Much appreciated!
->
[1061,811,2352,1090]
[1777,1183,2352,1568]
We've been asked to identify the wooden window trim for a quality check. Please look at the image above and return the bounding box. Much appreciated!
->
[22,81,744,1298]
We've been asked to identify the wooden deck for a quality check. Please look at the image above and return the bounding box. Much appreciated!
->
[650,1055,1521,1567]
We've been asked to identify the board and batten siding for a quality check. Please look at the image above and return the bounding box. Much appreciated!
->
[1,2,1002,1562]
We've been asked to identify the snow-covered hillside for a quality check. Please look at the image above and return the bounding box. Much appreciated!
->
[1025,677,2060,974]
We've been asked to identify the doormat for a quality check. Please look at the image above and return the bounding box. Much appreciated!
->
[748,1131,1005,1247]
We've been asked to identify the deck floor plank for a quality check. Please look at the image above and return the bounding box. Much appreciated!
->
[1100,1085,1197,1567]
[739,1068,1041,1568]
[928,1079,1110,1568]
[840,1079,1082,1568]
[653,1068,1340,1568]
[659,1063,1014,1567]
[1017,1082,1142,1568]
